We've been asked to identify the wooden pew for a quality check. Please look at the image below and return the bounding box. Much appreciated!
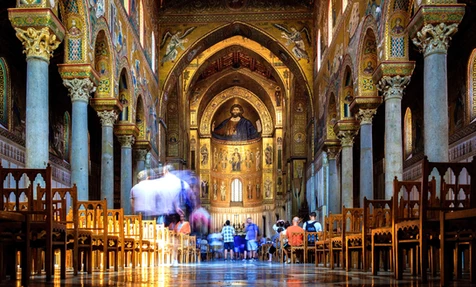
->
[123,214,142,268]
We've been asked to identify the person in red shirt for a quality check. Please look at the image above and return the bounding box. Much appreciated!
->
[285,217,305,263]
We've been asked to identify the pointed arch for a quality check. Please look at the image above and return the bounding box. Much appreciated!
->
[357,16,379,98]
[93,29,114,98]
[467,49,476,124]
[119,68,131,122]
[339,55,355,119]
[326,93,338,140]
[0,58,11,130]
[404,107,412,159]
[160,21,313,116]
[135,95,147,140]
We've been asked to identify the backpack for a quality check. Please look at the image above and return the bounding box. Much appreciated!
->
[305,221,318,232]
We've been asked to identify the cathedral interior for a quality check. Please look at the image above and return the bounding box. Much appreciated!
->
[1,0,476,285]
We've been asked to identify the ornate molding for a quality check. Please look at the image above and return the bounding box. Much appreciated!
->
[63,78,95,103]
[358,108,377,125]
[377,75,412,101]
[97,110,118,127]
[14,27,61,62]
[118,135,135,148]
[412,23,459,56]
[337,130,358,147]
[134,149,148,161]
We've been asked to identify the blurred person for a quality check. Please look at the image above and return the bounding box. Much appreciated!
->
[268,227,284,262]
[234,233,246,260]
[130,165,164,219]
[221,220,236,261]
[155,164,189,226]
[208,228,223,260]
[199,236,209,261]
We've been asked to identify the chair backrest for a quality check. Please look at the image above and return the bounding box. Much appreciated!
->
[37,185,78,228]
[363,197,393,232]
[289,231,305,247]
[124,213,143,243]
[142,219,157,243]
[76,199,108,246]
[342,207,364,234]
[393,179,423,224]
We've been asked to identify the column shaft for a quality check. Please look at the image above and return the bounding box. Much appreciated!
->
[385,96,403,199]
[101,125,114,208]
[328,158,340,213]
[424,53,448,161]
[341,146,353,208]
[121,146,132,214]
[360,123,374,204]
[26,58,49,168]
[71,100,89,200]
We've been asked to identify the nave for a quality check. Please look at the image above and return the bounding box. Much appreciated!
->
[2,261,474,287]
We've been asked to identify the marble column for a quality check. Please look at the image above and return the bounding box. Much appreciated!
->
[412,23,459,162]
[327,150,340,214]
[133,149,148,185]
[338,131,357,208]
[98,110,118,209]
[378,75,411,199]
[358,109,377,205]
[63,78,95,201]
[13,27,62,168]
[118,135,135,215]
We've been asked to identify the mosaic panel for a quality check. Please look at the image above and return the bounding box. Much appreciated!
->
[391,37,405,58]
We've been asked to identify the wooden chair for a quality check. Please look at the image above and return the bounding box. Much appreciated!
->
[315,217,329,267]
[305,232,319,263]
[141,219,157,267]
[106,209,125,271]
[123,214,142,268]
[328,213,344,269]
[37,185,78,277]
[394,156,476,282]
[343,207,364,271]
[365,197,393,275]
[289,231,305,264]
[440,208,476,286]
[76,199,108,273]
[0,166,65,286]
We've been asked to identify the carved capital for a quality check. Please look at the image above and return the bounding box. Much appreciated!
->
[134,149,148,161]
[63,78,96,103]
[412,23,458,56]
[97,110,118,127]
[118,135,135,148]
[14,27,61,62]
[377,75,411,101]
[326,148,340,160]
[358,108,377,125]
[337,130,358,147]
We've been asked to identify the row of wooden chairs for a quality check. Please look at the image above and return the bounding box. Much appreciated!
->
[312,156,476,286]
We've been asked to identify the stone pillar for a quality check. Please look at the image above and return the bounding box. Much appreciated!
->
[118,135,135,215]
[326,148,340,214]
[378,75,411,199]
[412,22,461,162]
[133,149,148,184]
[357,108,377,205]
[62,78,96,201]
[8,23,63,168]
[98,110,117,209]
[337,130,358,208]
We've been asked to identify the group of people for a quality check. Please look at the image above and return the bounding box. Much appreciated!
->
[198,212,322,264]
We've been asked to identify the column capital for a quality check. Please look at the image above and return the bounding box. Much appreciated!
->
[357,108,378,125]
[8,8,65,62]
[97,110,118,127]
[323,139,341,160]
[334,119,360,148]
[118,135,135,148]
[408,4,465,56]
[377,75,412,101]
[134,149,148,161]
[63,78,95,103]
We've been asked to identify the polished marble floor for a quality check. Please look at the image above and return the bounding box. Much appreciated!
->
[1,260,475,286]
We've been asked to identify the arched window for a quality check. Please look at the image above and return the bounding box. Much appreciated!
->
[468,49,476,123]
[152,33,156,72]
[122,0,130,14]
[317,29,321,71]
[139,0,144,47]
[64,112,71,161]
[0,57,10,129]
[231,179,243,202]
[404,107,412,159]
[328,0,333,46]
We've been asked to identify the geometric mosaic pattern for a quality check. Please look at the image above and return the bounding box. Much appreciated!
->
[391,37,405,58]
[68,39,82,61]
[65,0,79,13]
